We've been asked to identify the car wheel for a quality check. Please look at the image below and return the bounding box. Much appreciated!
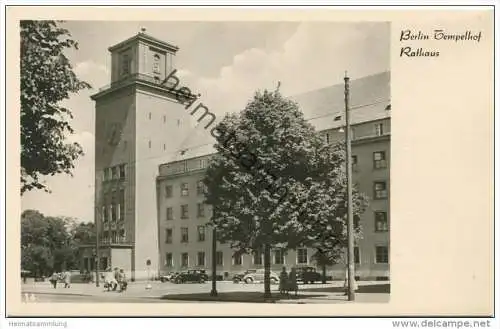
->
[311,281,315,284]
[245,277,253,284]
[270,278,278,285]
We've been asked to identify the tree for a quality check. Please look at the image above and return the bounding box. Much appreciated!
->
[20,20,91,194]
[21,210,78,276]
[204,88,368,299]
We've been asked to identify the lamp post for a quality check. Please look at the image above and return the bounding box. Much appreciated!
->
[210,227,218,296]
[344,72,356,301]
[95,207,100,287]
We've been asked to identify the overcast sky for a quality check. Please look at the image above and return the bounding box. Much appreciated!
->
[21,21,390,222]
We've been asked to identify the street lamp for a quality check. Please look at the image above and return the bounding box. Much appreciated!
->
[343,72,356,301]
[210,227,218,296]
[95,207,100,287]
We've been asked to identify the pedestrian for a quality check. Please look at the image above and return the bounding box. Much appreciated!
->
[50,272,58,289]
[63,270,71,288]
[279,267,288,295]
[118,269,127,292]
[288,268,298,297]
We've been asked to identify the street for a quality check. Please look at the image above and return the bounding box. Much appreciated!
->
[21,280,390,304]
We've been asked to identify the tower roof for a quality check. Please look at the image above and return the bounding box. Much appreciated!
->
[108,30,179,53]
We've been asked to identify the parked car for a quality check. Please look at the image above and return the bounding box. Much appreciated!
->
[173,269,207,284]
[159,272,176,283]
[242,269,279,284]
[232,269,257,283]
[295,266,322,284]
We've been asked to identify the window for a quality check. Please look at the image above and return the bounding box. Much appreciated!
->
[216,251,223,266]
[181,253,189,267]
[148,112,151,120]
[375,212,389,232]
[354,215,361,229]
[253,251,263,265]
[352,155,358,172]
[375,246,389,263]
[197,226,205,242]
[181,183,189,196]
[163,115,166,123]
[165,185,173,198]
[163,144,166,151]
[196,180,205,195]
[197,252,205,266]
[181,227,189,243]
[165,229,173,244]
[181,204,189,219]
[197,203,205,218]
[374,181,388,199]
[233,252,242,265]
[375,123,384,136]
[111,167,118,180]
[119,164,126,179]
[148,140,151,149]
[110,204,116,222]
[102,206,107,223]
[165,253,173,267]
[325,133,330,144]
[297,248,308,264]
[334,115,342,121]
[119,189,125,221]
[274,249,285,265]
[121,54,131,76]
[153,54,160,74]
[354,247,360,264]
[373,151,387,169]
[166,207,173,221]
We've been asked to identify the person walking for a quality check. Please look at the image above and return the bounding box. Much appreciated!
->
[63,270,71,288]
[118,269,128,292]
[279,267,288,295]
[49,272,58,289]
[288,268,298,297]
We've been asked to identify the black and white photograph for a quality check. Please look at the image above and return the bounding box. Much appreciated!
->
[19,20,391,305]
[4,5,494,320]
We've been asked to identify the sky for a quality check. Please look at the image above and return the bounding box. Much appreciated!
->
[21,21,390,222]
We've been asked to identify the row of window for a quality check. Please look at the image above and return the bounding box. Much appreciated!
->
[102,164,126,182]
[164,246,389,268]
[101,229,126,241]
[164,210,387,242]
[165,180,206,198]
[165,226,207,244]
[101,189,125,222]
[324,122,387,144]
[349,151,388,172]
[166,203,206,220]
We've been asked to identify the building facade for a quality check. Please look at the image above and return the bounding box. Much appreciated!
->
[156,72,391,280]
[80,31,195,280]
[80,31,390,281]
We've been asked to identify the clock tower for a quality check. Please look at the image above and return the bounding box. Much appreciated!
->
[90,30,190,280]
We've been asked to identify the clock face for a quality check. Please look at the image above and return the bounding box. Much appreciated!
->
[107,123,122,146]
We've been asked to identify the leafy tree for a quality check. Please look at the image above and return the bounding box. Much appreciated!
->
[204,88,368,298]
[20,20,91,194]
[21,210,80,276]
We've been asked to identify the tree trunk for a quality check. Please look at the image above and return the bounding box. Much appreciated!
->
[322,264,327,284]
[263,244,271,299]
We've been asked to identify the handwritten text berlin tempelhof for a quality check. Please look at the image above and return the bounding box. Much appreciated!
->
[399,29,483,57]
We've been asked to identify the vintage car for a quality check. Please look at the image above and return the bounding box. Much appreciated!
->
[232,269,258,283]
[241,269,280,284]
[294,266,322,284]
[172,269,208,284]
